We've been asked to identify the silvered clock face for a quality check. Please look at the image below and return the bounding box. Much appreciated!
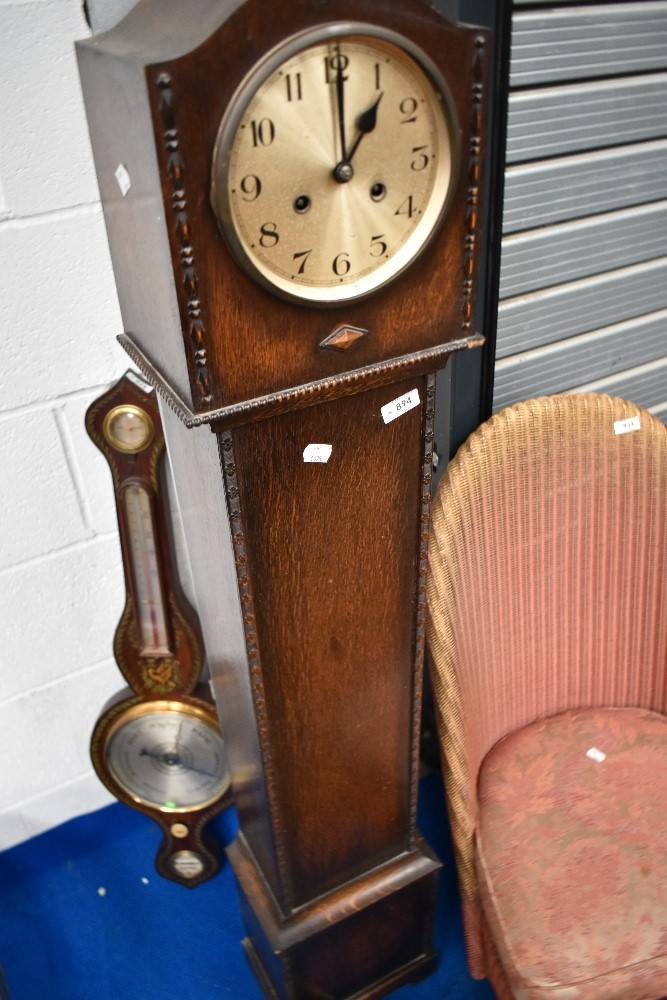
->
[211,25,456,304]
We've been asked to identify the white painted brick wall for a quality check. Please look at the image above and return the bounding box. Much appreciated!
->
[0,0,131,850]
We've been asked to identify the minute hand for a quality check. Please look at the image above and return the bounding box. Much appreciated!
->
[335,57,348,161]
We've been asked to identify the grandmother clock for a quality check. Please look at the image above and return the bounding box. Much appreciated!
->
[78,0,496,995]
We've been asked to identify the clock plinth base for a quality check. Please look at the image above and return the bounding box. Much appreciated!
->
[227,835,441,1000]
[242,939,438,1000]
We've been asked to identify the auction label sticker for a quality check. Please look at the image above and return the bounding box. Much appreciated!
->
[614,416,641,436]
[381,389,420,425]
[303,443,333,463]
[115,163,131,197]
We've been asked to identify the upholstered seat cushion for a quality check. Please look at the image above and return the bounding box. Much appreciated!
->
[476,708,667,1000]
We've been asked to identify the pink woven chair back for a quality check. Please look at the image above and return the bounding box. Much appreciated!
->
[427,393,667,971]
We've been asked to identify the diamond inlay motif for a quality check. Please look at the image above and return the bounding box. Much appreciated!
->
[319,324,368,351]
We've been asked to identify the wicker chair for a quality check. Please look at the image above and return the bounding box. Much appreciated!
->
[426,393,667,1000]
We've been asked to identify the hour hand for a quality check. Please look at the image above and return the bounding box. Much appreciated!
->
[334,93,384,183]
[347,93,383,163]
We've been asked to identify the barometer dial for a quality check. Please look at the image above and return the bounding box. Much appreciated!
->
[91,693,233,886]
[103,700,229,811]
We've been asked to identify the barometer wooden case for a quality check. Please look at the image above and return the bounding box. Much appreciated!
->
[86,373,232,886]
[77,0,493,994]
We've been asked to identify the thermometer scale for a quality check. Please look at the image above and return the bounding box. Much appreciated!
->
[122,482,171,657]
[86,372,231,885]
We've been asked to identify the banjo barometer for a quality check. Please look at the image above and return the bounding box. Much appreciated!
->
[77,1,499,995]
[86,373,232,885]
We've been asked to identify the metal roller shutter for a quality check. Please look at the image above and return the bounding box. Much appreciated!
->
[495,1,667,423]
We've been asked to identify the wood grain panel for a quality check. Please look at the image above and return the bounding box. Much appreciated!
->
[229,377,426,907]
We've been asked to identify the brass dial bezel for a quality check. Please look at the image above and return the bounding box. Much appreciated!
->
[210,22,459,306]
[98,698,230,813]
[103,404,154,454]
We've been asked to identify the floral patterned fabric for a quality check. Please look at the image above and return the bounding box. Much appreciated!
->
[475,708,667,1000]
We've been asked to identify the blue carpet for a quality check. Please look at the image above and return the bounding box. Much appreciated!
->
[0,773,494,999]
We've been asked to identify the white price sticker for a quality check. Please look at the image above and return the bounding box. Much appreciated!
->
[614,416,641,436]
[125,370,152,394]
[303,443,332,464]
[381,389,420,425]
[115,163,131,197]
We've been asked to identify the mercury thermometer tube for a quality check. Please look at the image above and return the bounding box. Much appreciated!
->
[122,483,172,656]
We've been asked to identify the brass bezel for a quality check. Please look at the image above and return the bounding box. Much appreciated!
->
[96,698,230,813]
[103,404,154,454]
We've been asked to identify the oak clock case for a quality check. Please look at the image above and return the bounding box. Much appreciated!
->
[85,374,232,886]
[77,1,492,996]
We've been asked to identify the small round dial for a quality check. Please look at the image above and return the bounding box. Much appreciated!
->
[103,701,230,811]
[103,405,154,454]
[170,850,206,880]
[211,25,455,304]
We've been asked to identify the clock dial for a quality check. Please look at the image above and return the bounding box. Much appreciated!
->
[104,701,230,811]
[211,27,455,303]
[103,404,153,453]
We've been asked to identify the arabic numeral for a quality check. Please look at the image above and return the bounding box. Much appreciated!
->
[324,52,349,84]
[250,118,275,147]
[410,146,430,171]
[370,234,387,258]
[395,195,416,219]
[240,175,262,201]
[285,72,303,102]
[399,97,418,124]
[259,223,279,248]
[332,252,351,276]
[397,392,416,412]
[292,249,312,274]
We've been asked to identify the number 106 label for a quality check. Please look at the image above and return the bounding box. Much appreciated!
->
[381,389,421,425]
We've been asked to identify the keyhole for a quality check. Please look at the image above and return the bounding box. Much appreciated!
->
[294,195,311,214]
